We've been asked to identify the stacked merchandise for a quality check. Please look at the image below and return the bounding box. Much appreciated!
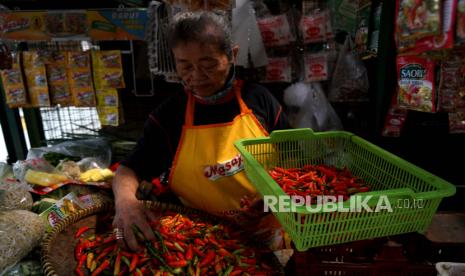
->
[0,48,125,126]
[385,0,465,136]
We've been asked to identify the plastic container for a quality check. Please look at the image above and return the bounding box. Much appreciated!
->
[436,262,465,276]
[234,128,456,251]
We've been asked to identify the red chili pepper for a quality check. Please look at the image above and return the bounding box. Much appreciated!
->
[185,244,193,261]
[75,226,91,238]
[167,259,188,268]
[95,245,115,262]
[192,247,205,258]
[177,252,185,260]
[200,250,215,267]
[74,240,84,260]
[129,255,139,272]
[91,259,110,276]
[194,238,205,246]
[217,248,231,257]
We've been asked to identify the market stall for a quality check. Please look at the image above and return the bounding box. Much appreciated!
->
[1,0,464,275]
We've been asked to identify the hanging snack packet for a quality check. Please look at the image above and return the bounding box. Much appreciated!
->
[438,60,461,112]
[49,51,67,66]
[67,51,90,68]
[22,51,44,69]
[449,109,465,133]
[68,68,93,88]
[382,91,408,137]
[71,87,96,107]
[397,55,436,113]
[94,69,125,89]
[300,11,327,44]
[395,0,441,45]
[25,68,50,107]
[457,0,465,44]
[0,66,28,108]
[304,53,328,82]
[263,57,292,83]
[412,0,457,53]
[96,89,119,107]
[47,65,72,106]
[97,106,119,126]
[257,14,292,47]
[93,50,123,68]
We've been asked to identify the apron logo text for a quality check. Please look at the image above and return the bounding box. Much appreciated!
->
[204,154,244,181]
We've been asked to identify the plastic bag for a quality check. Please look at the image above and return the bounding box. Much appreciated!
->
[0,163,13,179]
[328,37,369,102]
[283,82,343,131]
[27,138,111,169]
[0,179,33,211]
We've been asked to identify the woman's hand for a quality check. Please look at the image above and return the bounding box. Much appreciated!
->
[112,198,157,252]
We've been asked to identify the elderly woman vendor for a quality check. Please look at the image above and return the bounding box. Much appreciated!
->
[112,10,289,251]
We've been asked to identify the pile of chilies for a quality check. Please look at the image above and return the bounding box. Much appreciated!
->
[268,164,371,201]
[74,213,275,276]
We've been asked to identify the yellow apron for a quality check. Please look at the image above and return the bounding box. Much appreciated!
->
[169,80,268,214]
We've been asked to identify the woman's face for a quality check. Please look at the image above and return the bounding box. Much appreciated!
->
[173,41,232,97]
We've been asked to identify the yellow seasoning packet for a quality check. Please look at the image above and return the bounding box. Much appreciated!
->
[22,51,44,68]
[68,68,93,88]
[97,106,119,126]
[72,87,96,107]
[50,83,72,106]
[49,51,67,66]
[67,51,90,68]
[93,50,122,68]
[24,67,51,107]
[0,71,28,107]
[94,69,125,89]
[29,87,51,107]
[96,89,118,107]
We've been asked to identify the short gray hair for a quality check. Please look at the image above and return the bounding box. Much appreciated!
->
[168,11,232,59]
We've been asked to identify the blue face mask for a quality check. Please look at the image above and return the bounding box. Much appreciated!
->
[183,65,236,104]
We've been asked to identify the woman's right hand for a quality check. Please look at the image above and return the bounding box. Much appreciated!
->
[112,198,157,252]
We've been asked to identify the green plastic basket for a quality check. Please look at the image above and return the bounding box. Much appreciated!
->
[234,129,456,251]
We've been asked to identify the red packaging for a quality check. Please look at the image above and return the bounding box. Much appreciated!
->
[257,14,292,47]
[304,53,328,82]
[449,109,465,133]
[263,57,292,83]
[300,12,327,44]
[415,0,457,53]
[438,60,461,112]
[382,92,408,137]
[397,55,437,112]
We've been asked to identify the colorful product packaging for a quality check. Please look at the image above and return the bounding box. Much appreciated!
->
[262,57,292,83]
[382,91,408,137]
[449,109,465,133]
[66,51,96,107]
[397,55,437,112]
[304,53,329,82]
[300,11,328,44]
[257,14,293,47]
[39,192,85,231]
[97,106,119,126]
[91,51,125,89]
[1,65,28,108]
[96,89,119,107]
[22,51,51,107]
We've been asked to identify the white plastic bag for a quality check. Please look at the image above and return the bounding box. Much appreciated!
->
[328,36,369,102]
[283,82,343,131]
[27,138,111,169]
